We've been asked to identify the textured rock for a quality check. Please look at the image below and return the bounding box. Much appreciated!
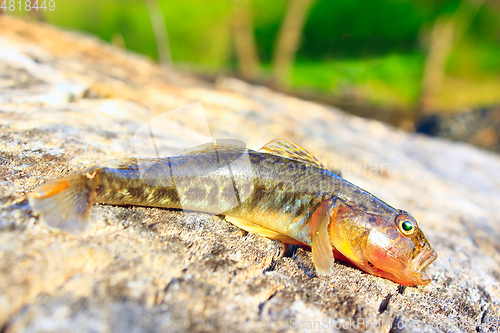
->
[416,108,500,154]
[1,16,500,333]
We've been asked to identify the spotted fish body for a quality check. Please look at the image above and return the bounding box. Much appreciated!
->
[28,140,437,286]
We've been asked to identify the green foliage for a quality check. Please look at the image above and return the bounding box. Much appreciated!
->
[251,0,287,62]
[13,0,500,110]
[158,0,233,65]
[38,0,234,65]
[448,38,500,78]
[301,0,424,57]
[43,0,157,59]
[291,53,425,108]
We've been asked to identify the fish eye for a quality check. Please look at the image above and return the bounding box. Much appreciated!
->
[398,219,416,236]
[395,212,418,236]
[402,220,413,232]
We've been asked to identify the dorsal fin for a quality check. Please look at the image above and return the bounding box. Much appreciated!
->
[258,139,327,170]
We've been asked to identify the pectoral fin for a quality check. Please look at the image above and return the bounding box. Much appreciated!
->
[310,197,336,275]
[225,215,302,245]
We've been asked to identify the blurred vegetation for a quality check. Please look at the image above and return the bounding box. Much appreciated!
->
[10,0,500,126]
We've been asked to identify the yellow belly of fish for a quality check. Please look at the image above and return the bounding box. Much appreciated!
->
[224,211,312,246]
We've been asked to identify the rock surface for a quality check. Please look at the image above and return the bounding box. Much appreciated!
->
[416,108,500,154]
[1,16,500,333]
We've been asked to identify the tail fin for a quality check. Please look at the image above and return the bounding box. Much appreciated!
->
[28,174,95,234]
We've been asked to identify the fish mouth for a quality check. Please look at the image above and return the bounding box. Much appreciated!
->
[410,248,438,285]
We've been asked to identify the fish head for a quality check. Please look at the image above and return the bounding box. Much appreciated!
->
[362,210,437,286]
[330,204,437,286]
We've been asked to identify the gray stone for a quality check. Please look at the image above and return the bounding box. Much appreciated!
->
[1,16,499,333]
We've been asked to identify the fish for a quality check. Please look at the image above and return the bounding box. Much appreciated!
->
[28,139,437,286]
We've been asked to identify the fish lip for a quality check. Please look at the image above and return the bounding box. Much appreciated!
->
[411,249,437,283]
